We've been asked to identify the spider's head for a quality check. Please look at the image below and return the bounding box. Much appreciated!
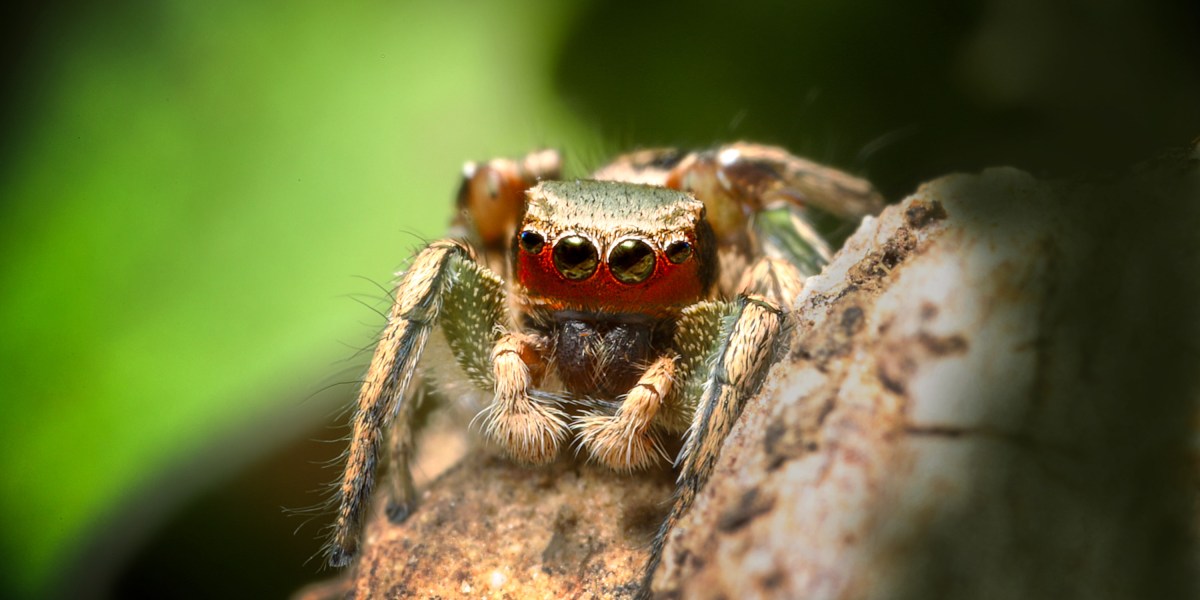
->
[513,180,716,316]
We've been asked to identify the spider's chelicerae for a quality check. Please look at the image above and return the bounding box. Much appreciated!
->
[327,143,882,590]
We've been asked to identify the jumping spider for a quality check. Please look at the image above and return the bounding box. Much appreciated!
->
[327,143,882,592]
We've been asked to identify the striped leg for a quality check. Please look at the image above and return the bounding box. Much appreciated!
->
[327,240,505,567]
[637,296,787,598]
[480,332,568,465]
[573,354,677,471]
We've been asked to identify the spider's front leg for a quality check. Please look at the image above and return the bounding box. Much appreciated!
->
[328,239,509,566]
[573,354,677,471]
[637,295,787,598]
[481,331,569,464]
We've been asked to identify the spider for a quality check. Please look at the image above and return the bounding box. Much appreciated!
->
[326,142,883,592]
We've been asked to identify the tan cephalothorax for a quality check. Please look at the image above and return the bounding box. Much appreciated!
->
[327,143,883,595]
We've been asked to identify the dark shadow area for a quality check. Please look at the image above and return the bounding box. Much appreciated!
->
[0,0,162,195]
[0,0,57,202]
[54,402,352,600]
[893,152,1199,599]
[553,0,1200,200]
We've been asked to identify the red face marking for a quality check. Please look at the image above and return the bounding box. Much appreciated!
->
[516,234,705,315]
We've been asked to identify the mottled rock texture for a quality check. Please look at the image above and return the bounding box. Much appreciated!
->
[299,150,1199,599]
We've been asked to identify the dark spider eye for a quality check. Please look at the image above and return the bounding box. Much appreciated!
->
[518,230,544,254]
[608,239,656,284]
[665,240,693,264]
[552,235,599,280]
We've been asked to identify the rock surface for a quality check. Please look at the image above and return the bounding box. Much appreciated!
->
[295,452,674,599]
[298,152,1199,599]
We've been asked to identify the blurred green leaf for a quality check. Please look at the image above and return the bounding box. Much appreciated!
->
[0,1,595,594]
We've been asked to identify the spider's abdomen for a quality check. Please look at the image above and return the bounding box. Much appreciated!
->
[550,316,666,398]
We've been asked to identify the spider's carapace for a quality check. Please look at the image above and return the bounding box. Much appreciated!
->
[513,181,716,318]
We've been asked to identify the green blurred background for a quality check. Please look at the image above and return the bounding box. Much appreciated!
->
[0,0,1196,597]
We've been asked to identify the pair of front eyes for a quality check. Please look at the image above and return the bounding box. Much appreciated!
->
[517,230,694,284]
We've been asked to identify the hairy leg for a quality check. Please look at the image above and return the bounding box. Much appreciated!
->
[481,332,568,464]
[657,142,878,296]
[328,240,505,566]
[573,354,676,471]
[637,296,786,598]
[737,255,807,310]
[453,148,561,273]
[664,142,883,233]
[383,391,419,524]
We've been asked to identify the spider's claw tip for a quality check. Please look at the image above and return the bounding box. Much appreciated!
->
[386,501,414,524]
[328,546,354,568]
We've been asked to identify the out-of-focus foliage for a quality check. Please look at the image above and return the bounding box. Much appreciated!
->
[1,0,1197,597]
[0,1,595,596]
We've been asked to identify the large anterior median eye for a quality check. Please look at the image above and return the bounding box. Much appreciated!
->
[552,235,599,280]
[609,238,656,284]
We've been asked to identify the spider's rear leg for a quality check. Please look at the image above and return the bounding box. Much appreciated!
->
[737,256,807,310]
[637,295,787,597]
[383,379,438,524]
[328,240,506,567]
[665,141,883,236]
[664,142,883,293]
[453,148,561,273]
